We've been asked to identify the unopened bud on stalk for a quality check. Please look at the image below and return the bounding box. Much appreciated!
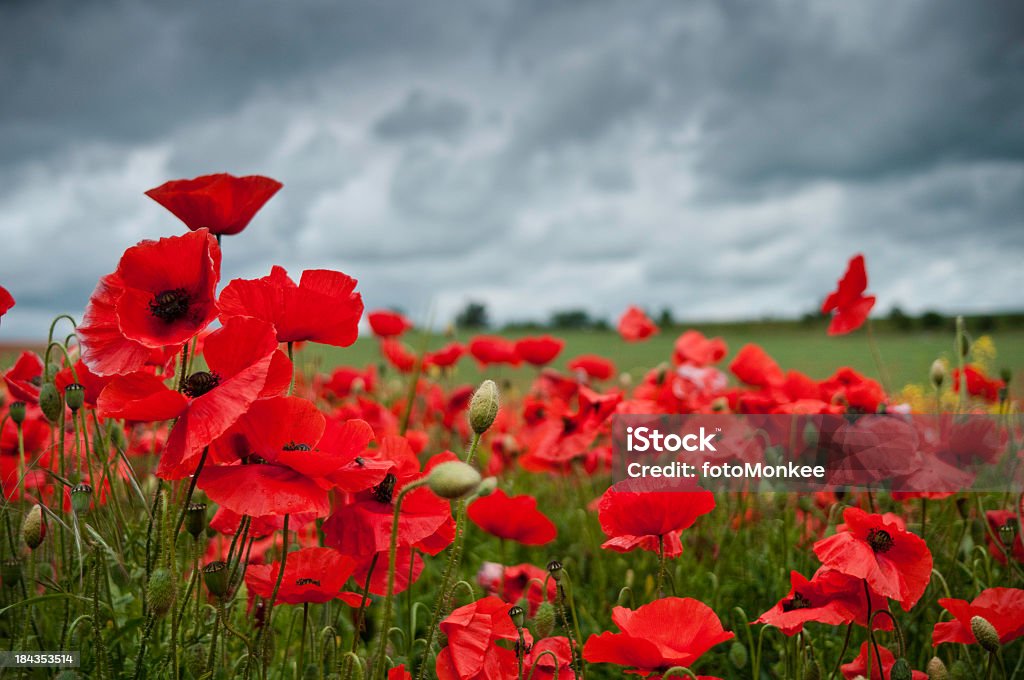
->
[186,503,208,538]
[1,559,22,588]
[9,401,26,425]
[469,380,500,434]
[955,317,970,358]
[533,602,555,638]
[926,657,949,680]
[970,615,1000,652]
[728,641,748,669]
[22,504,46,550]
[427,461,482,500]
[39,383,62,423]
[108,423,126,450]
[475,477,498,498]
[70,484,93,514]
[147,568,176,618]
[64,383,85,412]
[890,658,913,680]
[508,605,526,629]
[203,561,230,598]
[929,360,946,390]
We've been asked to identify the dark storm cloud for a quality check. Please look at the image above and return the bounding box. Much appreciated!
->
[0,0,1022,339]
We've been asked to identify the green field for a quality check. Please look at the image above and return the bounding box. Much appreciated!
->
[304,322,1024,392]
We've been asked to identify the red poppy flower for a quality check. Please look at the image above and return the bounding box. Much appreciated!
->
[583,597,734,675]
[813,507,932,610]
[0,285,13,321]
[468,336,521,367]
[514,336,565,367]
[468,489,557,545]
[952,365,1004,403]
[933,588,1024,646]
[567,354,615,381]
[820,367,886,413]
[245,547,356,605]
[822,254,876,336]
[525,637,576,680]
[618,306,658,342]
[368,309,413,338]
[145,173,282,236]
[435,596,520,680]
[425,342,465,369]
[78,229,221,376]
[380,339,417,373]
[840,643,926,680]
[3,352,43,403]
[673,330,726,366]
[198,396,377,516]
[597,478,715,557]
[97,317,290,479]
[218,265,363,347]
[477,562,556,615]
[388,666,412,680]
[729,344,784,388]
[756,568,891,636]
[54,359,113,411]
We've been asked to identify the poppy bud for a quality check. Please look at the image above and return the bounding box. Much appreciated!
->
[1,559,22,588]
[64,383,85,412]
[999,518,1018,547]
[955,497,969,520]
[533,602,555,638]
[186,503,208,539]
[956,326,970,358]
[970,615,1000,652]
[203,561,230,598]
[890,658,913,680]
[929,360,946,390]
[427,461,482,500]
[546,560,563,583]
[21,504,46,550]
[147,568,176,618]
[475,477,498,498]
[185,643,207,679]
[508,605,526,629]
[468,380,500,434]
[728,641,748,669]
[70,484,93,514]
[926,657,949,680]
[109,422,126,450]
[39,383,62,423]
[8,401,26,425]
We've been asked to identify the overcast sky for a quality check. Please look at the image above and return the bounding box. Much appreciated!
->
[1,0,1023,339]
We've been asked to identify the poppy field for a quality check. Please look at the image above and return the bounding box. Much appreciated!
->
[1,174,1022,680]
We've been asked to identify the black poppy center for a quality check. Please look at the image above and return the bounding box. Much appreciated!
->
[183,371,220,398]
[149,288,191,322]
[242,454,267,465]
[373,473,397,504]
[867,528,894,553]
[295,578,320,587]
[282,442,311,452]
[782,592,813,612]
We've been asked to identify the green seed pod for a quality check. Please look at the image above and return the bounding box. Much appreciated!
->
[948,659,970,680]
[148,568,176,618]
[999,519,1018,547]
[890,658,913,680]
[427,461,482,500]
[186,503,208,539]
[468,380,500,434]
[21,504,46,550]
[729,641,749,669]
[64,383,85,412]
[203,561,230,599]
[38,382,63,423]
[970,615,1000,652]
[546,560,563,583]
[508,605,526,629]
[1,559,22,588]
[533,602,555,639]
[8,401,26,425]
[70,483,93,514]
[185,643,207,679]
[926,657,950,680]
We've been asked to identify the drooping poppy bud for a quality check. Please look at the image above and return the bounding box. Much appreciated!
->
[64,383,85,412]
[427,461,481,500]
[970,615,1000,652]
[38,382,62,423]
[890,658,913,680]
[468,380,499,434]
[1,559,21,588]
[533,602,555,638]
[70,484,93,514]
[926,657,949,680]
[148,568,176,618]
[9,401,26,425]
[203,561,230,598]
[21,504,46,550]
[729,641,749,669]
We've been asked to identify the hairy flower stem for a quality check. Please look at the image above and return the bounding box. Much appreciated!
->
[172,447,209,542]
[373,479,427,679]
[656,535,666,598]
